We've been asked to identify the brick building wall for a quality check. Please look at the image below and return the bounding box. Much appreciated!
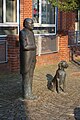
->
[20,0,32,29]
[5,34,70,72]
[58,11,75,31]
[0,0,76,72]
[7,35,20,72]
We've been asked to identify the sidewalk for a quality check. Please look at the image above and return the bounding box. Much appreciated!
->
[0,63,80,120]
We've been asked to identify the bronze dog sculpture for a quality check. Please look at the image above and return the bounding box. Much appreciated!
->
[46,61,68,93]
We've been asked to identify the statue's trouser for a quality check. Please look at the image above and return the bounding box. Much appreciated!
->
[22,61,35,99]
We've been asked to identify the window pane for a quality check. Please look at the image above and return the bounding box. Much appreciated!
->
[0,0,3,23]
[33,0,39,23]
[0,40,7,62]
[41,0,55,24]
[6,0,17,22]
[35,35,58,54]
[0,27,18,35]
[33,27,55,34]
[41,36,58,53]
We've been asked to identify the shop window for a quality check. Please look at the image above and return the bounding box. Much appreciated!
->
[0,0,19,36]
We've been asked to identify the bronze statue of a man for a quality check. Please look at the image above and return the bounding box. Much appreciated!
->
[19,18,37,100]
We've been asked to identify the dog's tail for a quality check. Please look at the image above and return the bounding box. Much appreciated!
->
[46,74,54,81]
[46,74,54,91]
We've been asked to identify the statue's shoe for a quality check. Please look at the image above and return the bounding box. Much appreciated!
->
[25,95,38,100]
[24,94,39,100]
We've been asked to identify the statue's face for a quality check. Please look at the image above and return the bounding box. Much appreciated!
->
[61,61,68,68]
[26,22,34,30]
[58,61,68,69]
[24,18,34,30]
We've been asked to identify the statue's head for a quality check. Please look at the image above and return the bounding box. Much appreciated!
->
[58,61,68,69]
[23,18,34,30]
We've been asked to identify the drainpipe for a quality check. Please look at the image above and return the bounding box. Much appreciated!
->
[60,11,62,31]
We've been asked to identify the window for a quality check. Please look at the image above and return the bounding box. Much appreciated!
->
[33,0,58,55]
[6,0,17,22]
[33,0,57,35]
[0,0,19,36]
[0,38,7,63]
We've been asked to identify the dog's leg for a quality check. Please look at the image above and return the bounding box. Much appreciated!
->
[52,80,56,92]
[62,73,66,92]
[56,78,60,93]
[63,79,66,92]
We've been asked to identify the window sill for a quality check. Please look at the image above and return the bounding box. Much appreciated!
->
[0,23,18,27]
[34,23,56,27]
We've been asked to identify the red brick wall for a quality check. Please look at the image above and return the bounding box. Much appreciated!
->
[59,35,70,61]
[7,35,20,72]
[36,53,59,66]
[5,34,70,72]
[58,11,75,31]
[20,0,32,29]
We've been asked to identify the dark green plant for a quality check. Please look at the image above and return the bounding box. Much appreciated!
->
[49,0,80,11]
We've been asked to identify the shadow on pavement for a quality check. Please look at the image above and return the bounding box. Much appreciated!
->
[0,73,30,120]
[74,107,80,120]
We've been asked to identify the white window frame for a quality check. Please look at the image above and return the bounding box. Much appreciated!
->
[0,0,19,37]
[33,0,57,36]
[78,10,80,30]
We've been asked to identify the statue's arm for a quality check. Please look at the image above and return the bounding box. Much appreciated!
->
[19,31,36,51]
[25,43,36,51]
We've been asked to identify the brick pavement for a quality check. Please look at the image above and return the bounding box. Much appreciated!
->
[0,63,80,120]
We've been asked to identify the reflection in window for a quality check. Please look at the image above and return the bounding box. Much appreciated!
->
[0,0,18,35]
[0,0,3,23]
[0,27,18,35]
[33,0,57,54]
[6,0,17,22]
[35,35,58,55]
[41,36,57,53]
[41,0,55,24]
[33,0,55,24]
[33,0,39,23]
[33,27,55,34]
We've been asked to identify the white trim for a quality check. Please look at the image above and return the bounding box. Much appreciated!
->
[34,33,56,36]
[17,0,20,34]
[3,0,6,23]
[34,23,56,27]
[38,36,42,56]
[0,0,19,35]
[40,51,58,55]
[75,22,78,31]
[39,0,41,24]
[0,23,18,27]
[0,35,7,37]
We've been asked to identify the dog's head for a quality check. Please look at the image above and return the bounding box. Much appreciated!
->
[58,61,68,69]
